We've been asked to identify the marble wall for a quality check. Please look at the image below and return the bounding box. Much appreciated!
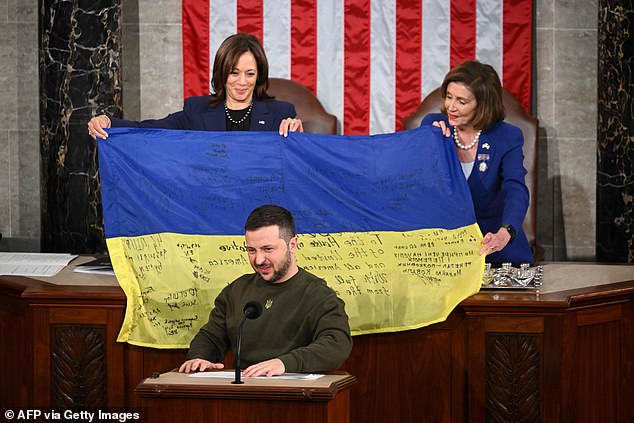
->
[596,1,634,262]
[121,0,182,122]
[535,0,599,260]
[0,0,627,262]
[0,1,40,251]
[38,0,122,253]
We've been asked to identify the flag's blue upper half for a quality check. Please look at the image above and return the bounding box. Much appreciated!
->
[98,127,475,237]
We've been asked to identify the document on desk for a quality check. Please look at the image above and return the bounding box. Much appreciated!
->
[188,371,324,380]
[72,256,115,275]
[0,252,78,277]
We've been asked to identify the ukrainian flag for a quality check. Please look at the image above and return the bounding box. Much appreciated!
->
[99,127,484,348]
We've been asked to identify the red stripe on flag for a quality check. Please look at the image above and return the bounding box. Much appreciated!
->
[344,0,371,135]
[291,0,318,93]
[182,0,210,98]
[395,0,422,132]
[237,0,263,41]
[503,0,533,113]
[450,0,476,68]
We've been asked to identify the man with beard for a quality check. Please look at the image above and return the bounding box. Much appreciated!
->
[179,204,352,377]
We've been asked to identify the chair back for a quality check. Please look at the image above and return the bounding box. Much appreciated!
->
[267,78,338,134]
[403,88,539,256]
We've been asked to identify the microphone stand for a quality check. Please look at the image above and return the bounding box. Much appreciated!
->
[232,301,262,384]
[232,315,248,384]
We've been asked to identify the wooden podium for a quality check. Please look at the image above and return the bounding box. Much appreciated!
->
[134,370,356,423]
[2,261,634,421]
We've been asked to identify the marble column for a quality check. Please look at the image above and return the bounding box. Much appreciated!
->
[40,0,122,253]
[597,1,634,262]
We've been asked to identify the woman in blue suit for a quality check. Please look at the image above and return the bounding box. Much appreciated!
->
[421,61,533,265]
[87,33,302,139]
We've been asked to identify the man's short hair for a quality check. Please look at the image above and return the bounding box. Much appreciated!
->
[245,205,297,242]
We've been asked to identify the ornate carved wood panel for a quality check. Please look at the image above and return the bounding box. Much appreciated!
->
[50,325,107,409]
[485,333,541,423]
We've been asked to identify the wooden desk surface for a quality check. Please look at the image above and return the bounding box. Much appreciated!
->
[136,370,356,401]
[465,262,634,309]
[24,255,120,286]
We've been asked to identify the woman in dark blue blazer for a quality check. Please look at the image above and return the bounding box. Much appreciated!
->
[420,61,533,265]
[88,33,302,139]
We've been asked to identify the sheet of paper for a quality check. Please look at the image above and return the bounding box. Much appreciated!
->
[188,371,324,380]
[73,267,115,276]
[72,257,115,275]
[0,252,78,277]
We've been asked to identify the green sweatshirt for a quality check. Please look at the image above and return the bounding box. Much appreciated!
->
[187,268,352,372]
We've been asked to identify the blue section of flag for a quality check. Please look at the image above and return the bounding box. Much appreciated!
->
[98,127,475,237]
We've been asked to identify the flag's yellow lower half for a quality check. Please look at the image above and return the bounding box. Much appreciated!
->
[109,224,484,348]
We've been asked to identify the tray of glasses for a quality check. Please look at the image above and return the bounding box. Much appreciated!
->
[481,263,543,289]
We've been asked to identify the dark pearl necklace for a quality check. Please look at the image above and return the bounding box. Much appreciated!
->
[224,102,253,124]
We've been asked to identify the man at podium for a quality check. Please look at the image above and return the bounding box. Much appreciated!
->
[179,204,352,377]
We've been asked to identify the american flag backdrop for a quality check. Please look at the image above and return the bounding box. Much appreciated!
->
[182,0,533,135]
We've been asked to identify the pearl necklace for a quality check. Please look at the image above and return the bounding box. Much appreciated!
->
[453,127,482,150]
[224,102,253,124]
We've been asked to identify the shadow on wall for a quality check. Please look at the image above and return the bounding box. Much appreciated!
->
[559,174,595,261]
[0,236,41,252]
[121,0,141,121]
[536,126,567,261]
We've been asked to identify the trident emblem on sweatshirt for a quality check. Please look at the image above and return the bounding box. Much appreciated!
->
[265,299,273,309]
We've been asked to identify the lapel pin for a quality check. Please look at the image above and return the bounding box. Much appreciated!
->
[477,153,490,172]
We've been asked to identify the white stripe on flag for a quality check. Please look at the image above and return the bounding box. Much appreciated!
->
[476,0,503,79]
[421,0,451,100]
[370,0,396,135]
[317,0,345,133]
[210,0,237,94]
[264,0,291,79]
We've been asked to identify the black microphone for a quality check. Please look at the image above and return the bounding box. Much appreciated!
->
[232,301,263,384]
[243,301,263,319]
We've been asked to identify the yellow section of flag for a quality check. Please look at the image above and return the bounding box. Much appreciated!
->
[109,224,484,348]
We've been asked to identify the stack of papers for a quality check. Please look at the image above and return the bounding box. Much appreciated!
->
[188,371,324,380]
[0,253,78,277]
[72,257,115,275]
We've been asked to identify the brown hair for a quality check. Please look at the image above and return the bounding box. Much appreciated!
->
[208,33,273,106]
[245,204,296,242]
[440,60,505,130]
